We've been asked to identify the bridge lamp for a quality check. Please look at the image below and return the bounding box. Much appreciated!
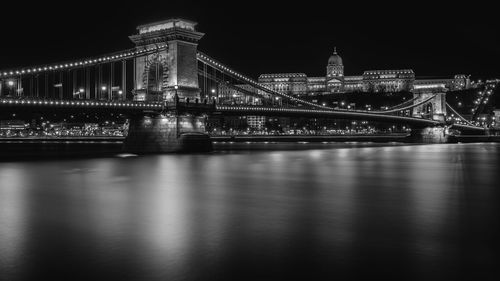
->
[7,80,15,87]
[211,89,215,94]
[118,90,123,95]
[101,86,107,91]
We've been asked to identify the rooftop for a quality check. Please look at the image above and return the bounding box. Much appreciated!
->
[137,18,197,34]
[259,73,307,79]
[363,69,414,75]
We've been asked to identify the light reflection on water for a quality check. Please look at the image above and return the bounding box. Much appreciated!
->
[1,143,499,280]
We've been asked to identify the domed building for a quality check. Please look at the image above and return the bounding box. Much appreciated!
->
[327,47,343,77]
[257,46,470,98]
[326,47,344,93]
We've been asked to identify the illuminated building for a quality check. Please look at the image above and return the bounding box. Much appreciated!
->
[306,77,327,96]
[0,120,26,137]
[493,109,500,128]
[247,116,266,129]
[414,75,471,91]
[258,73,308,97]
[217,83,261,105]
[326,47,344,93]
[362,69,415,92]
[258,48,471,95]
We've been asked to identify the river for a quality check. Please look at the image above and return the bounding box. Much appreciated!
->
[1,143,499,280]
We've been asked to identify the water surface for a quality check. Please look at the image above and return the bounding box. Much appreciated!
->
[1,143,499,280]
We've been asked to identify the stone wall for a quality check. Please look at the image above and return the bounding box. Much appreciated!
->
[124,115,212,153]
[409,127,449,143]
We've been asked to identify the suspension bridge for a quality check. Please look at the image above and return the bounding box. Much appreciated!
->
[0,18,486,152]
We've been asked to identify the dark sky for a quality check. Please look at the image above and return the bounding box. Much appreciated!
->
[1,1,499,79]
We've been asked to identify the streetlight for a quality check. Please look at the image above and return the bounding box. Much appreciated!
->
[210,88,216,103]
[73,88,85,99]
[5,80,15,97]
[100,86,107,100]
[174,85,179,104]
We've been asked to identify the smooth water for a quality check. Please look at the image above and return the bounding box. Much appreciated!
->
[1,143,499,280]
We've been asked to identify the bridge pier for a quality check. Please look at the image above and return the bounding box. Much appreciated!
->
[409,126,450,143]
[124,18,212,153]
[124,114,212,153]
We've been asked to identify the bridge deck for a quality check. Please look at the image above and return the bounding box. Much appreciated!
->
[214,105,443,127]
[0,98,486,131]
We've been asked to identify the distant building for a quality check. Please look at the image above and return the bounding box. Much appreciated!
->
[247,116,266,129]
[217,83,261,105]
[258,73,308,97]
[0,120,27,137]
[493,109,500,128]
[258,48,471,95]
[0,120,26,131]
[362,69,414,92]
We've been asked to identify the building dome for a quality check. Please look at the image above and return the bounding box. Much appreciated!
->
[328,47,343,65]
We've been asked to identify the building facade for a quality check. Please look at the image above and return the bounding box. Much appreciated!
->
[258,73,308,97]
[258,48,471,96]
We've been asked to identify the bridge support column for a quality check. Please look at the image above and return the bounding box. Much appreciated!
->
[124,114,212,153]
[129,19,204,103]
[409,126,450,143]
[412,84,447,121]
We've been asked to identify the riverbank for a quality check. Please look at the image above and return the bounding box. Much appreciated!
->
[0,141,124,160]
[2,134,500,159]
[211,134,409,143]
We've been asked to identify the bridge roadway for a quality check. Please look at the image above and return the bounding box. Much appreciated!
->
[0,97,485,131]
[0,98,162,113]
[214,105,486,132]
[214,105,442,127]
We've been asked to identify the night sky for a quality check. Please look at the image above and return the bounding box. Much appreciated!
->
[1,1,499,79]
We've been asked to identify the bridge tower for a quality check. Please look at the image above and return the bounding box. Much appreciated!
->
[410,83,449,143]
[125,19,212,153]
[411,83,447,121]
[129,18,204,102]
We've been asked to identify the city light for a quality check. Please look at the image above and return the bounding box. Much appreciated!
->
[7,80,14,87]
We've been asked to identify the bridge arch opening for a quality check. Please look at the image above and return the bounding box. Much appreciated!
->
[425,103,433,115]
[146,62,165,93]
